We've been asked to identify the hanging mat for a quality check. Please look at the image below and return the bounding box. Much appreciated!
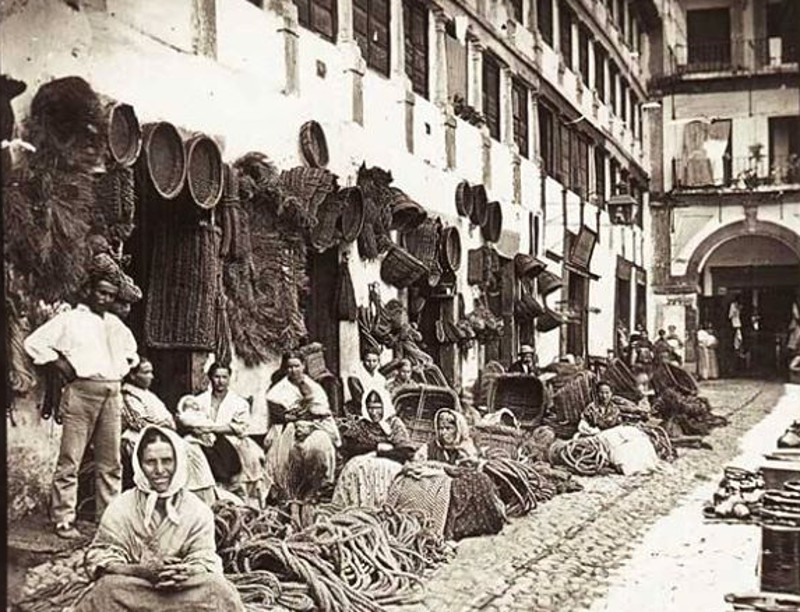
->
[335,259,358,321]
[144,221,220,349]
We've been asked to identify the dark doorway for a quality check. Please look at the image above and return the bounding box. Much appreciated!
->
[305,249,341,375]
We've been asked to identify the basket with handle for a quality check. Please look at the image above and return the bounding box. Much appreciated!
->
[487,374,547,428]
[393,385,461,446]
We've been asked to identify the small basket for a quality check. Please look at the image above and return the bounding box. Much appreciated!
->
[515,287,545,320]
[106,102,142,167]
[455,180,473,217]
[394,385,461,446]
[142,122,187,199]
[304,346,329,380]
[380,245,428,288]
[487,374,546,427]
[300,120,329,168]
[469,184,488,225]
[439,226,462,272]
[481,201,503,242]
[185,134,224,210]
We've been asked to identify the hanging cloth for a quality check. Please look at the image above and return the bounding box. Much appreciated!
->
[336,257,358,321]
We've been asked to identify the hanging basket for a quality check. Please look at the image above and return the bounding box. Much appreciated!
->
[310,194,343,252]
[380,245,428,288]
[515,289,545,320]
[439,226,462,272]
[537,308,566,333]
[299,120,329,168]
[538,270,563,296]
[469,184,488,225]
[388,188,427,232]
[142,122,187,200]
[106,102,142,167]
[185,134,224,210]
[514,253,546,279]
[455,180,473,217]
[404,217,441,268]
[338,187,365,242]
[482,201,503,242]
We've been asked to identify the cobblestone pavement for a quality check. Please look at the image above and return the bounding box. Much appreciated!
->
[393,380,788,612]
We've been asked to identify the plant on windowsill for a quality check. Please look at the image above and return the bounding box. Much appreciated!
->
[452,95,487,128]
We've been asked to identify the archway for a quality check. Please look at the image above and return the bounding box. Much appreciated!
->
[693,228,800,377]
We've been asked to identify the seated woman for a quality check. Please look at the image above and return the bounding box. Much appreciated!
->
[264,351,341,502]
[178,363,265,504]
[577,382,660,475]
[332,388,415,508]
[75,426,244,612]
[387,359,418,395]
[121,360,219,506]
[346,348,389,411]
[386,409,505,541]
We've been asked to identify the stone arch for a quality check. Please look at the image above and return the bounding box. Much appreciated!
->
[684,219,800,285]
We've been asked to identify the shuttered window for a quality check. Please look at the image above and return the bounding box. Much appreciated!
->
[609,61,618,116]
[595,43,606,102]
[510,0,523,24]
[560,122,572,187]
[354,0,391,76]
[578,26,590,84]
[594,147,606,202]
[539,104,557,176]
[538,0,553,46]
[620,78,627,124]
[483,54,501,141]
[559,2,572,68]
[512,78,529,158]
[293,0,337,40]
[403,0,429,98]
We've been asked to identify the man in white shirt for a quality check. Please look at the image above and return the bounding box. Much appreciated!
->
[24,257,138,538]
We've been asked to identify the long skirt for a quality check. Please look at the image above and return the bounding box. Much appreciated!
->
[74,573,244,612]
[264,424,336,501]
[597,426,660,476]
[332,453,403,509]
[199,435,242,484]
[386,468,452,538]
[445,471,506,540]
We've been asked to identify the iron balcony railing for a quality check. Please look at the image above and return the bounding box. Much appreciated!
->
[672,155,800,190]
[658,38,799,80]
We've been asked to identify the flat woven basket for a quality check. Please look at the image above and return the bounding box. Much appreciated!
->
[142,122,186,200]
[106,102,142,167]
[394,385,461,446]
[185,134,224,210]
[473,424,524,457]
[487,374,546,427]
[380,245,428,288]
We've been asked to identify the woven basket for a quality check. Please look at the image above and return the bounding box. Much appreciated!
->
[106,102,142,167]
[514,254,546,279]
[380,245,428,288]
[537,308,566,332]
[473,424,524,457]
[551,370,596,430]
[455,180,473,217]
[388,188,426,232]
[304,346,328,380]
[601,358,639,401]
[185,134,224,210]
[487,374,546,427]
[515,289,545,320]
[142,122,187,199]
[404,217,441,270]
[280,167,338,220]
[538,270,563,296]
[394,385,461,446]
[299,120,329,168]
[439,226,462,272]
[469,185,488,225]
[652,362,698,396]
[338,187,365,243]
[310,194,343,252]
[482,201,503,242]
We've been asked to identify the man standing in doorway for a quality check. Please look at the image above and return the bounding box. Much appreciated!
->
[509,345,539,374]
[24,254,138,538]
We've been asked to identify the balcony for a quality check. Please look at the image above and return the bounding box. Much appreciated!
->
[672,155,800,192]
[653,38,799,85]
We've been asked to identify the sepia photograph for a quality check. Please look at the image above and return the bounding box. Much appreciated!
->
[2,0,799,610]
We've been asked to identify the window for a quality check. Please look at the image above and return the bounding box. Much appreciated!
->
[769,116,800,184]
[620,78,627,124]
[294,0,337,40]
[570,134,589,197]
[616,0,625,34]
[560,121,572,187]
[539,104,557,176]
[354,0,391,76]
[766,1,799,64]
[445,22,468,100]
[403,0,429,98]
[559,2,572,68]
[510,0,524,25]
[609,61,618,115]
[538,0,553,46]
[594,43,606,102]
[686,8,731,69]
[483,54,501,141]
[594,147,606,202]
[610,158,620,193]
[512,79,529,158]
[578,26,590,84]
[631,94,639,138]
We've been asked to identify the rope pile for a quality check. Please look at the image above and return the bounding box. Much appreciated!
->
[483,457,540,517]
[548,438,610,476]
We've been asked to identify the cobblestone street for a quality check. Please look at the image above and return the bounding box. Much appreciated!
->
[394,380,795,612]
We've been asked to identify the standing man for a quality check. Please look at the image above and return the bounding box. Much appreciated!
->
[24,255,138,538]
[509,345,539,374]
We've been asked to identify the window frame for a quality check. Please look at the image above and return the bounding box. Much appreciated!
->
[594,43,606,102]
[483,53,502,142]
[539,103,557,177]
[353,0,391,76]
[403,0,430,99]
[512,78,530,158]
[559,2,573,69]
[538,0,553,46]
[578,25,590,84]
[293,0,338,41]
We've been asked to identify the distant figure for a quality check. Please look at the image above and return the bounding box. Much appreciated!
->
[729,297,743,353]
[388,358,417,395]
[697,325,720,381]
[666,325,684,363]
[509,345,539,375]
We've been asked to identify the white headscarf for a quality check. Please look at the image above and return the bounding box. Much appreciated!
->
[360,386,396,436]
[131,425,189,528]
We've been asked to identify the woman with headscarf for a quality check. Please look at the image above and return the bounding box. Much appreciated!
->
[121,360,221,506]
[332,388,414,508]
[577,382,660,475]
[386,409,505,541]
[75,426,244,612]
[264,351,341,502]
[346,348,389,409]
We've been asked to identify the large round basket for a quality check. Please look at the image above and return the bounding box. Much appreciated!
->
[142,122,187,200]
[338,186,365,242]
[380,245,428,288]
[482,201,503,242]
[393,385,461,446]
[185,134,224,210]
[469,185,488,225]
[439,226,462,272]
[538,270,563,296]
[300,120,329,168]
[388,188,426,232]
[514,253,546,279]
[106,102,142,167]
[455,180,473,217]
[487,374,547,427]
